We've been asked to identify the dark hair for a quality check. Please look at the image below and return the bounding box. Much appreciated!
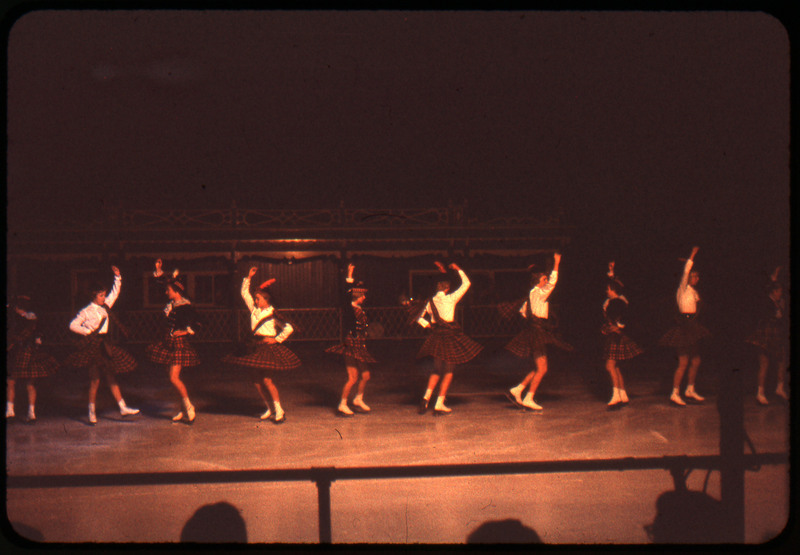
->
[90,282,107,296]
[530,272,546,287]
[165,277,189,300]
[255,288,272,303]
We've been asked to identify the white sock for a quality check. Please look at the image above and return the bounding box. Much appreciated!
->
[118,399,128,410]
[274,401,283,413]
[182,397,193,409]
[423,388,433,401]
[6,401,14,414]
[435,396,446,408]
[523,392,534,403]
[28,404,36,417]
[511,384,524,394]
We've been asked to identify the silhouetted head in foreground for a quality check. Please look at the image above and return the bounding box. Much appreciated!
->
[467,518,541,544]
[645,489,728,543]
[180,501,247,543]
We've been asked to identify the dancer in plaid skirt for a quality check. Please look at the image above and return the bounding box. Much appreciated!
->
[67,265,139,425]
[602,262,643,409]
[6,296,60,423]
[506,252,573,411]
[326,263,375,416]
[746,266,789,405]
[415,262,482,415]
[658,246,710,406]
[223,267,300,423]
[146,259,202,423]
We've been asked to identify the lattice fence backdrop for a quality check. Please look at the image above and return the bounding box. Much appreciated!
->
[36,305,524,346]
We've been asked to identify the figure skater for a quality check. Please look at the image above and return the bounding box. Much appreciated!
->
[146,259,203,423]
[746,266,789,405]
[658,246,710,406]
[415,262,482,415]
[67,265,139,425]
[223,267,300,423]
[6,295,60,423]
[506,252,573,411]
[601,262,643,409]
[325,263,375,416]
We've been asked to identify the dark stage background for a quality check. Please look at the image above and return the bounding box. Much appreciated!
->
[5,9,791,352]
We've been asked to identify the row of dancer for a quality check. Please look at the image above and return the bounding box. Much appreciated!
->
[6,249,789,424]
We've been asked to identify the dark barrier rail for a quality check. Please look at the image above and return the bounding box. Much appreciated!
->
[7,452,788,543]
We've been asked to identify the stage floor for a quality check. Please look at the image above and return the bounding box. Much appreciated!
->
[5,341,792,545]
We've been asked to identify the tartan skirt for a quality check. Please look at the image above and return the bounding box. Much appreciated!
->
[602,326,644,361]
[658,315,710,349]
[223,341,301,370]
[416,324,483,364]
[146,334,201,367]
[64,335,137,374]
[506,319,573,360]
[7,345,60,379]
[325,335,377,363]
[745,320,787,360]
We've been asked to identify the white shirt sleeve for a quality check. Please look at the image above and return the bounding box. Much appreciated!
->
[69,308,91,335]
[543,270,558,293]
[678,259,694,295]
[105,274,122,307]
[241,277,255,312]
[449,269,471,303]
[275,322,293,343]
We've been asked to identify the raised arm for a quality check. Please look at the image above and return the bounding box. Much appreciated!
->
[447,263,471,302]
[105,266,122,307]
[678,246,699,290]
[241,267,257,312]
[544,253,561,291]
[341,263,356,305]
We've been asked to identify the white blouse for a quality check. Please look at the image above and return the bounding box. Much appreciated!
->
[69,274,121,335]
[241,277,293,343]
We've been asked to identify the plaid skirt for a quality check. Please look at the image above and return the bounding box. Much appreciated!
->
[506,319,573,360]
[658,315,710,349]
[745,320,788,360]
[223,341,301,370]
[326,335,377,363]
[602,327,644,361]
[146,334,201,367]
[417,324,483,364]
[7,345,60,379]
[64,335,137,374]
